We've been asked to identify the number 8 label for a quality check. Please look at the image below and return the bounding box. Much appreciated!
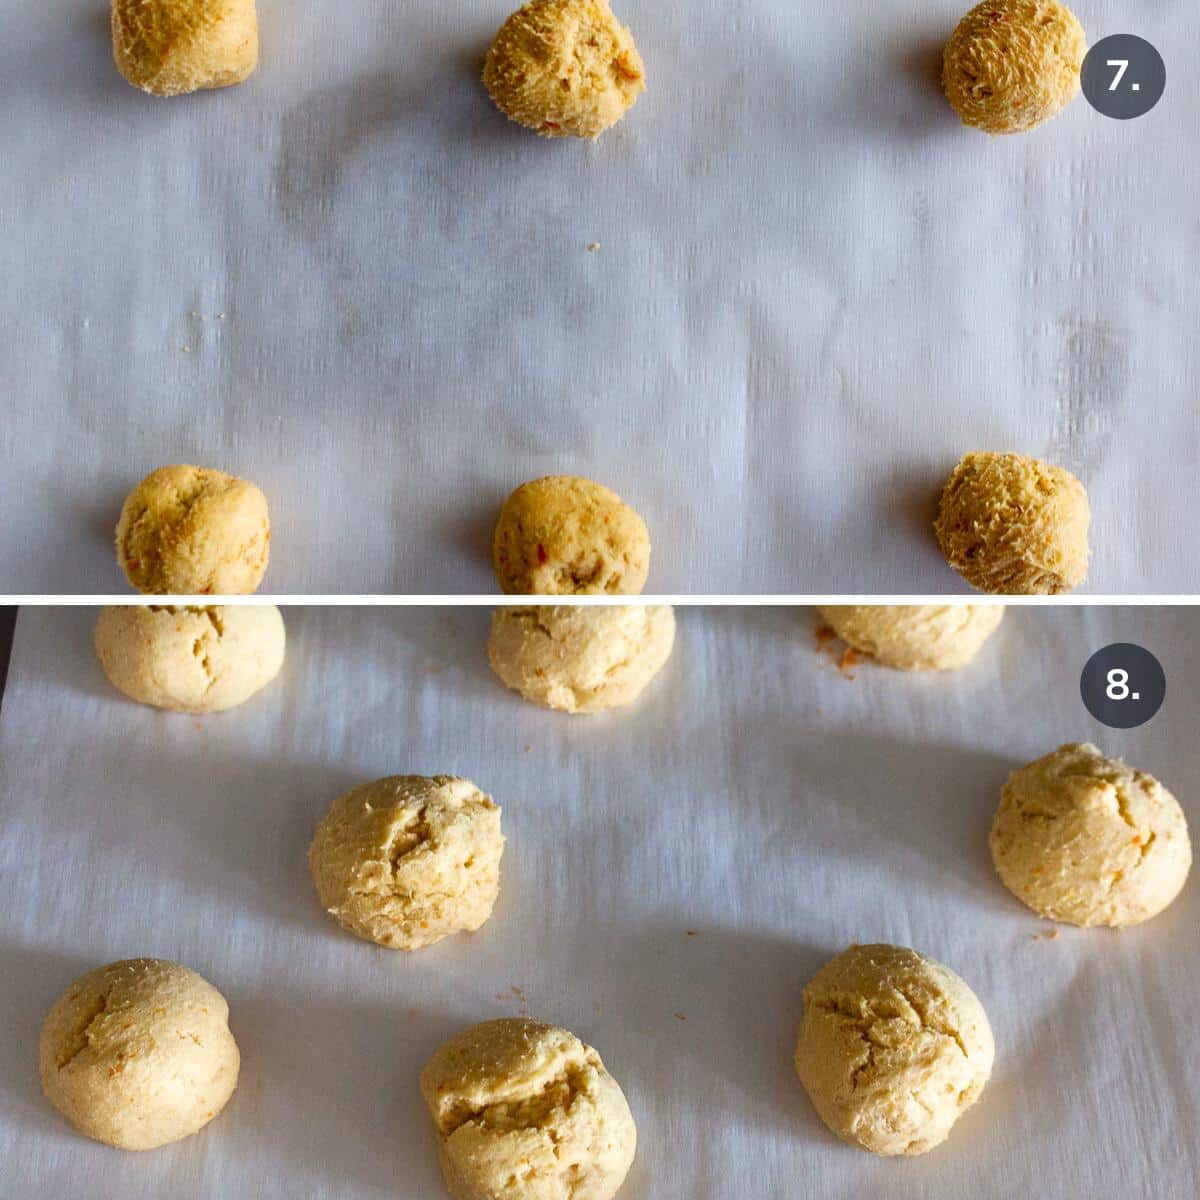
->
[1081,645,1165,729]
[1105,668,1131,701]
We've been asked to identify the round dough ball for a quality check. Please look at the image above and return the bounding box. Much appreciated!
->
[488,604,674,713]
[795,944,994,1157]
[94,604,285,714]
[112,0,259,97]
[943,0,1085,134]
[933,451,1090,595]
[817,605,1003,671]
[116,465,270,595]
[420,1018,636,1200]
[40,958,239,1151]
[493,476,650,596]
[483,0,645,139]
[991,743,1192,927]
[309,776,504,951]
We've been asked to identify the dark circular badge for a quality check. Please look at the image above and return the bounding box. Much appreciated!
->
[1081,35,1165,120]
[1080,643,1165,729]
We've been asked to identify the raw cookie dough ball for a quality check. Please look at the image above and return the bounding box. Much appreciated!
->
[489,604,674,713]
[40,958,239,1151]
[94,604,285,713]
[112,0,259,97]
[493,476,650,595]
[309,776,504,951]
[933,451,1090,595]
[991,743,1192,927]
[420,1018,637,1200]
[817,605,1003,671]
[943,0,1085,134]
[483,0,645,139]
[116,464,270,595]
[795,944,994,1157]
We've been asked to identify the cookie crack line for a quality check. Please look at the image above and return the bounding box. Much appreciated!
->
[388,804,434,877]
[1112,785,1158,868]
[55,990,110,1070]
[813,984,968,1091]
[894,986,968,1059]
[438,1063,588,1139]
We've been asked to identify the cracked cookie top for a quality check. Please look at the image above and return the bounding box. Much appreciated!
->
[39,958,239,1150]
[488,604,674,713]
[93,603,285,714]
[308,775,504,951]
[795,943,994,1156]
[992,743,1192,927]
[420,1017,636,1200]
[116,464,270,596]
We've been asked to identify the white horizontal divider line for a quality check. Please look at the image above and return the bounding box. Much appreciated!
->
[1,594,1197,608]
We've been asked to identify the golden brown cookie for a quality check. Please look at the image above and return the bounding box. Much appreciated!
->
[112,0,259,96]
[40,958,239,1150]
[309,775,504,951]
[483,0,645,139]
[488,604,674,712]
[492,475,650,595]
[817,605,1003,671]
[943,0,1085,134]
[795,944,994,1156]
[991,743,1192,927]
[116,464,270,594]
[933,451,1089,594]
[420,1018,637,1200]
[94,604,285,713]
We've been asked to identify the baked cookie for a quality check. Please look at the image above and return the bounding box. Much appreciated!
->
[116,464,270,595]
[40,958,239,1150]
[934,451,1090,594]
[991,743,1192,927]
[943,0,1085,134]
[94,604,285,713]
[493,476,650,595]
[420,1018,636,1200]
[817,605,1003,671]
[795,944,994,1157]
[483,0,645,139]
[488,604,674,713]
[309,776,504,951]
[112,0,259,96]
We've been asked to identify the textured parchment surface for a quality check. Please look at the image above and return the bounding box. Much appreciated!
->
[1,1,1198,593]
[1,606,1197,1196]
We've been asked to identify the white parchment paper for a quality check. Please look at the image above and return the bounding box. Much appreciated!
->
[2,2,1199,594]
[1,604,1197,1196]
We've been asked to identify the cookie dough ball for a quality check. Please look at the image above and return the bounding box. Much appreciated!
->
[116,465,270,595]
[818,605,1003,671]
[795,944,994,1157]
[309,776,503,951]
[943,0,1085,134]
[483,0,645,139]
[489,605,674,713]
[934,451,1089,595]
[94,604,285,714]
[991,743,1192,927]
[493,476,650,595]
[40,958,239,1150]
[112,0,259,97]
[420,1018,636,1200]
